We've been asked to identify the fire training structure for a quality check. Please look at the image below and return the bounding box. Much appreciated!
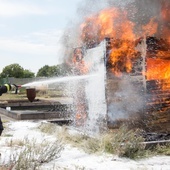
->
[73,3,170,133]
[105,37,170,133]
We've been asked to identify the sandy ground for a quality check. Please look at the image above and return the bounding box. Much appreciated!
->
[0,120,170,170]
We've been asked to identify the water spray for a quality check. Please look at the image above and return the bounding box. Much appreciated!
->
[20,74,99,102]
[21,74,98,88]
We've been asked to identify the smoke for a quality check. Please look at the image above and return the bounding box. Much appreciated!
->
[127,0,161,22]
[107,75,145,123]
[61,0,108,62]
[125,0,170,37]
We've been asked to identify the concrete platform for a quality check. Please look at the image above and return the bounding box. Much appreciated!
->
[0,107,71,120]
[0,99,72,121]
[0,106,72,126]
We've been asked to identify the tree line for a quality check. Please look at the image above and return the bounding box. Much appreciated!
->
[0,63,72,78]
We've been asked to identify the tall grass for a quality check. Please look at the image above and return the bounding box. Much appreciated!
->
[53,124,146,159]
[38,122,170,159]
[1,137,63,170]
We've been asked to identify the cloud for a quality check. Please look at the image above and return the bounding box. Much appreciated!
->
[0,29,65,73]
[0,30,63,73]
[28,30,63,45]
[0,29,64,54]
[0,23,6,28]
[0,38,56,55]
[0,1,47,17]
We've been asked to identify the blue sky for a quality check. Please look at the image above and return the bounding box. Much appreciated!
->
[0,0,82,74]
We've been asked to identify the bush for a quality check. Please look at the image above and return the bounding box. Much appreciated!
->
[154,143,170,156]
[51,124,146,159]
[108,126,146,158]
[2,137,63,170]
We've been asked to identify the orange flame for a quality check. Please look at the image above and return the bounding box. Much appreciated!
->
[142,18,158,36]
[146,58,170,80]
[72,48,89,74]
[146,58,170,90]
[108,39,138,76]
[81,7,135,44]
[79,5,170,89]
[161,2,170,42]
[80,7,137,75]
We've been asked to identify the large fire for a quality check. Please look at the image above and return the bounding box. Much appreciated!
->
[79,3,170,89]
[80,7,135,46]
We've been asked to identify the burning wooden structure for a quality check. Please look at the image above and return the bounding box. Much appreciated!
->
[67,1,170,133]
[70,36,170,133]
[72,37,170,133]
[105,37,170,133]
